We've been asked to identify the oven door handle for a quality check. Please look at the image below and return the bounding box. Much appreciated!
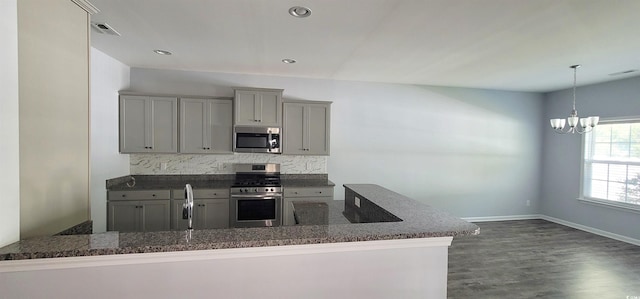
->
[231,194,282,199]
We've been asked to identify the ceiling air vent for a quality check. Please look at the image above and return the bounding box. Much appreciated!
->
[608,69,638,76]
[91,22,121,36]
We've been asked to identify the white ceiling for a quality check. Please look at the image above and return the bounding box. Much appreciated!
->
[89,0,640,92]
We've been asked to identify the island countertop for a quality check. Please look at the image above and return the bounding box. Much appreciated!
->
[0,184,479,260]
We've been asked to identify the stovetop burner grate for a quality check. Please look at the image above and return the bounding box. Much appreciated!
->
[232,174,281,188]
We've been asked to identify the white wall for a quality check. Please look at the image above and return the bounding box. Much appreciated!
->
[0,238,450,299]
[90,48,131,233]
[0,0,20,247]
[541,75,640,240]
[129,68,544,217]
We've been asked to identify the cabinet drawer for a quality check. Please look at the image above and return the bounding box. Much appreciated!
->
[171,189,230,199]
[108,190,171,201]
[284,187,333,197]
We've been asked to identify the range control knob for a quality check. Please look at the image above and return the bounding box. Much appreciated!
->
[243,188,249,193]
[253,188,258,192]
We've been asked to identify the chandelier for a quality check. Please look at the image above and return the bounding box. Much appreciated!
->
[549,65,599,134]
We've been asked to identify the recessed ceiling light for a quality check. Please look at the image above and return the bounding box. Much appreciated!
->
[289,6,311,18]
[282,58,297,64]
[153,49,172,55]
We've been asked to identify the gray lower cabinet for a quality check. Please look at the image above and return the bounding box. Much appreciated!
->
[282,101,331,155]
[119,95,178,153]
[107,190,171,232]
[179,98,233,154]
[234,88,283,127]
[283,186,334,226]
[171,189,230,230]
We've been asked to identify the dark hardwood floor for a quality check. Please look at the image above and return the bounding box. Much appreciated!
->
[448,219,640,299]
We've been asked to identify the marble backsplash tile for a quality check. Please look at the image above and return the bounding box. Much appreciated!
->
[130,153,327,174]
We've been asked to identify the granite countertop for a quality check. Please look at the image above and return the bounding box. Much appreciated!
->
[0,184,479,260]
[106,174,335,190]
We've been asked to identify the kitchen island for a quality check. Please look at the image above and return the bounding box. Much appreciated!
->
[0,183,478,299]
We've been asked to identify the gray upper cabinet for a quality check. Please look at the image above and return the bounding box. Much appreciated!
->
[234,88,283,127]
[120,95,178,153]
[180,98,233,154]
[283,101,331,155]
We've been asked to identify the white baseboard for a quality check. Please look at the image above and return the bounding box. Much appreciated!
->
[463,214,640,246]
[540,215,640,247]
[462,214,542,222]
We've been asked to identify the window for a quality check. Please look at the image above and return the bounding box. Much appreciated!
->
[582,118,640,209]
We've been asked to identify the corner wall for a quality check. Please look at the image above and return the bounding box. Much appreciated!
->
[0,0,20,247]
[18,0,90,238]
[90,48,131,233]
[128,68,544,217]
[541,75,640,240]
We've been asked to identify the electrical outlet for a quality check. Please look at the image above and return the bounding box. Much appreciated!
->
[526,200,530,207]
[355,196,361,208]
[161,162,168,170]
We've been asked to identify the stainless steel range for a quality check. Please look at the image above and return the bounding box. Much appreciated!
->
[230,163,282,227]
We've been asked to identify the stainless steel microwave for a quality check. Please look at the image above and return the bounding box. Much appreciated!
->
[233,127,281,153]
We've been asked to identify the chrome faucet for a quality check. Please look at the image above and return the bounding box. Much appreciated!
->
[183,184,194,230]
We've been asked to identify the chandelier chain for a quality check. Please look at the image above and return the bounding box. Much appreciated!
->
[572,66,577,111]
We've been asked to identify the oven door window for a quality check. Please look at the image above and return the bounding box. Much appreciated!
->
[237,199,276,221]
[236,133,268,149]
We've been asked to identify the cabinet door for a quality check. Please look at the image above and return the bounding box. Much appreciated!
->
[120,95,148,153]
[282,103,306,155]
[208,100,233,153]
[141,200,171,232]
[283,102,331,155]
[120,95,178,153]
[306,104,330,155]
[234,90,259,126]
[149,97,178,153]
[257,91,282,127]
[196,199,229,229]
[173,199,229,230]
[234,89,282,126]
[108,201,141,232]
[180,98,208,153]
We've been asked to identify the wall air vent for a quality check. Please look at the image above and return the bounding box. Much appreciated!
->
[91,22,121,36]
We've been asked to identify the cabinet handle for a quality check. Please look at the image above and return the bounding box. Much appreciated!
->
[152,194,156,197]
[318,191,322,194]
[121,194,126,197]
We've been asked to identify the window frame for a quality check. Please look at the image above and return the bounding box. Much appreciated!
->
[579,116,640,213]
